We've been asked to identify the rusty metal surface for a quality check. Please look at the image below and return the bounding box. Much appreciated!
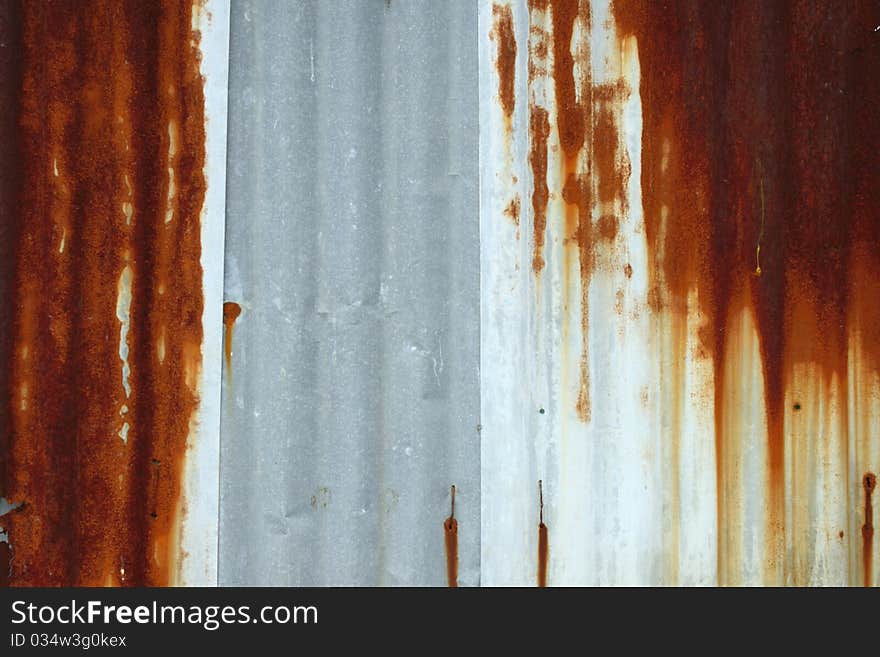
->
[2,0,877,589]
[0,0,228,586]
[219,0,480,586]
[481,0,880,586]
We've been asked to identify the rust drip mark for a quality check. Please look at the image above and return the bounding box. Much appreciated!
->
[563,172,593,422]
[444,485,458,588]
[2,0,207,586]
[529,106,550,273]
[864,473,876,587]
[537,480,548,587]
[222,301,242,375]
[491,4,517,125]
[504,196,521,227]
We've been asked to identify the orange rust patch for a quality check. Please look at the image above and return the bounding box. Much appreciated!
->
[2,0,207,586]
[491,4,517,124]
[223,301,242,373]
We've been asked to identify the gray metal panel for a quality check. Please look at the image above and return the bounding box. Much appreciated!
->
[220,0,480,586]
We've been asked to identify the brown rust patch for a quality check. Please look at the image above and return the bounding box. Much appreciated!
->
[613,0,880,583]
[444,484,458,587]
[537,479,548,587]
[503,196,520,226]
[529,106,550,273]
[864,473,875,587]
[223,301,242,373]
[2,0,207,586]
[597,214,618,241]
[491,4,517,124]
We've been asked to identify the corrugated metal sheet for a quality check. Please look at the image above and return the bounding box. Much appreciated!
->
[481,0,879,586]
[2,0,878,588]
[0,0,228,586]
[219,0,480,586]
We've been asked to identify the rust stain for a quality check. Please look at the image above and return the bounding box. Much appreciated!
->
[864,473,875,587]
[491,3,517,125]
[503,196,520,226]
[529,106,550,273]
[613,0,880,584]
[444,484,458,588]
[1,0,207,586]
[222,301,242,374]
[537,480,548,587]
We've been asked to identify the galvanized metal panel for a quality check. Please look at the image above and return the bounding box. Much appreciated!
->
[481,0,879,586]
[219,0,480,586]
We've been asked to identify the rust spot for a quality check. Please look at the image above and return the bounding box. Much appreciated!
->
[864,473,875,587]
[223,301,242,373]
[1,0,207,586]
[529,106,550,273]
[839,530,845,540]
[537,480,548,587]
[491,4,517,124]
[624,263,633,278]
[444,484,458,588]
[504,196,521,226]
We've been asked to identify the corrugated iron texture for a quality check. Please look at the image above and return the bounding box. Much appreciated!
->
[0,0,227,586]
[481,0,880,585]
[219,0,480,586]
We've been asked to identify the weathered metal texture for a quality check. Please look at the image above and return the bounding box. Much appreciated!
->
[219,0,480,585]
[481,0,879,586]
[0,0,228,586]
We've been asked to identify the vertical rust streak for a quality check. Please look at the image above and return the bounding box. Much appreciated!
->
[537,480,548,587]
[547,0,593,422]
[491,3,516,124]
[223,302,242,376]
[3,0,207,587]
[529,106,550,273]
[864,473,875,587]
[444,485,458,587]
